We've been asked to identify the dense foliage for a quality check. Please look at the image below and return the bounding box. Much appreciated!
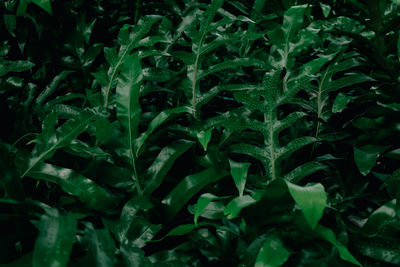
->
[1,0,400,266]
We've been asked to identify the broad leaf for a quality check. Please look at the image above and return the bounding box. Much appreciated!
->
[286,181,327,229]
[255,233,291,267]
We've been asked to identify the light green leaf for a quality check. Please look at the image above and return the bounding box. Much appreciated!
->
[332,93,352,113]
[32,0,52,14]
[229,159,251,196]
[320,3,331,17]
[224,195,256,219]
[286,181,327,229]
[33,209,76,267]
[197,128,213,151]
[255,234,291,267]
[194,193,221,225]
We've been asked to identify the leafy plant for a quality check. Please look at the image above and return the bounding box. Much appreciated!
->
[1,0,400,266]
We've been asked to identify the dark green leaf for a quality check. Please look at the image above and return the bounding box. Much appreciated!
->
[33,209,76,267]
[162,168,229,219]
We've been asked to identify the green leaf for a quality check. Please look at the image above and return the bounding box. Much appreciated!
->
[33,209,77,267]
[255,233,291,267]
[162,168,229,219]
[332,93,352,113]
[326,74,375,91]
[286,181,327,229]
[224,195,256,219]
[4,14,16,37]
[120,245,151,267]
[84,223,116,267]
[152,224,197,242]
[116,53,142,138]
[354,147,380,176]
[320,3,331,18]
[116,53,142,174]
[284,162,327,183]
[313,225,362,266]
[197,128,212,151]
[143,141,193,194]
[20,108,104,178]
[362,199,396,236]
[32,0,52,14]
[135,106,191,155]
[35,71,74,107]
[194,193,221,225]
[27,163,120,212]
[229,159,251,196]
[198,58,266,79]
[103,15,161,106]
[0,60,35,76]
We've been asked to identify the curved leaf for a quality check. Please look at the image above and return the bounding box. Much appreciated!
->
[314,225,362,266]
[162,168,229,219]
[143,141,193,194]
[27,163,120,212]
[224,195,256,219]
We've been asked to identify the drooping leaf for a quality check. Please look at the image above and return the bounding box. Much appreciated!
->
[224,195,256,219]
[197,128,212,151]
[354,147,380,176]
[229,159,251,196]
[313,225,362,266]
[286,181,327,229]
